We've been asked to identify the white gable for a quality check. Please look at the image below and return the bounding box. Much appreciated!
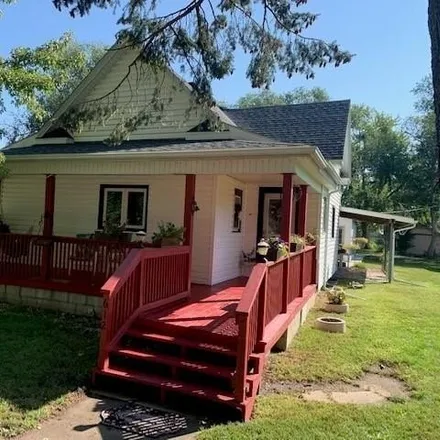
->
[68,47,207,141]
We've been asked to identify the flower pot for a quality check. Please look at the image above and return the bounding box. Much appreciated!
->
[323,303,349,314]
[315,317,346,333]
[290,243,304,253]
[161,237,181,247]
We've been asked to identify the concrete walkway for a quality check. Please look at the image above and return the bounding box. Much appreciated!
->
[18,395,199,440]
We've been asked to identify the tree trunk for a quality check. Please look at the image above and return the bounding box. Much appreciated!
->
[427,207,439,258]
[428,0,440,177]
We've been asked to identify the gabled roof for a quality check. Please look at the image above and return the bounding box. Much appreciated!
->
[223,100,351,160]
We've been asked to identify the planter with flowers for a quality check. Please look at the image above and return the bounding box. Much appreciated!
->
[323,286,349,313]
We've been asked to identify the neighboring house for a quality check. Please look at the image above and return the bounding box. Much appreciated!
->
[407,227,439,256]
[0,45,351,419]
[339,217,355,247]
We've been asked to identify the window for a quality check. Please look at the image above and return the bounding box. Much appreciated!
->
[98,185,148,231]
[331,206,336,238]
[233,188,243,232]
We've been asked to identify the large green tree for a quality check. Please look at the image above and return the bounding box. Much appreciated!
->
[1,0,352,143]
[236,86,329,108]
[0,32,106,142]
[405,76,439,257]
[342,105,412,236]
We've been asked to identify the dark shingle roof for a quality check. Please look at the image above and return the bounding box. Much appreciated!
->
[223,100,351,160]
[4,100,350,160]
[3,139,306,157]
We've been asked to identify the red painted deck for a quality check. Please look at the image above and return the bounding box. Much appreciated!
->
[139,278,248,338]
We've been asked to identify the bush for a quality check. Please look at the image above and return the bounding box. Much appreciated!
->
[396,231,414,256]
[353,237,368,249]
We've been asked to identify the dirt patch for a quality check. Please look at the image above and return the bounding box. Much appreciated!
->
[262,364,411,405]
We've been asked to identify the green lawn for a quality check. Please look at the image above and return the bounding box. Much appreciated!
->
[200,261,440,440]
[0,305,98,438]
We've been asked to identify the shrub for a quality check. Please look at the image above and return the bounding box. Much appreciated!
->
[353,237,368,249]
[326,286,346,304]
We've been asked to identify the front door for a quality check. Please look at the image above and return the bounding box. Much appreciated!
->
[257,188,282,241]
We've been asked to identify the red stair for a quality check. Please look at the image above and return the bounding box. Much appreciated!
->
[95,309,264,420]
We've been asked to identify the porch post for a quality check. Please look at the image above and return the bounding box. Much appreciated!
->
[281,174,293,313]
[280,174,293,242]
[297,185,308,237]
[41,174,56,280]
[184,174,196,293]
[183,175,196,247]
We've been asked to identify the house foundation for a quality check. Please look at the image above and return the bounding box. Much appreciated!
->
[0,284,102,316]
[275,291,317,351]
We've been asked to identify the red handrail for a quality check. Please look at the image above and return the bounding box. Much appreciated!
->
[234,246,317,401]
[97,246,191,370]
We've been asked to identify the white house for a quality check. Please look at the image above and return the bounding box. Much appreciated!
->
[2,45,351,290]
[0,44,352,419]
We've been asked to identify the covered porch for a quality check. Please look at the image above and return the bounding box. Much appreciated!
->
[0,158,320,420]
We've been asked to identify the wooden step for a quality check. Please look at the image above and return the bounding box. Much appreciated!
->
[112,347,235,379]
[99,366,238,406]
[134,318,238,349]
[126,328,237,357]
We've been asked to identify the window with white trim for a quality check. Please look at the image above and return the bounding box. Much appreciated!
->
[98,185,148,231]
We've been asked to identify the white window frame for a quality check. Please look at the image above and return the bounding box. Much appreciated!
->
[102,187,148,230]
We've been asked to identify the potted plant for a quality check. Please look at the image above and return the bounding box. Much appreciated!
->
[95,215,128,241]
[323,286,349,313]
[264,237,289,262]
[305,232,316,246]
[151,222,185,247]
[290,234,305,252]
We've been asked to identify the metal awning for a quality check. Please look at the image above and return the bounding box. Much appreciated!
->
[340,207,416,229]
[340,207,416,283]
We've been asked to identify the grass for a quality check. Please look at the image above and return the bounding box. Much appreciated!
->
[0,305,98,438]
[199,260,440,440]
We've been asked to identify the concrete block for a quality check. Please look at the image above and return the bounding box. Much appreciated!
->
[51,291,69,303]
[36,289,51,300]
[86,296,102,309]
[57,302,77,314]
[276,313,301,351]
[19,286,37,299]
[68,293,88,305]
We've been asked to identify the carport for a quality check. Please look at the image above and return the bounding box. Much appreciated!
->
[340,207,417,282]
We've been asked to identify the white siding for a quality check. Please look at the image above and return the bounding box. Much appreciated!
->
[211,176,245,284]
[73,48,203,141]
[339,217,354,246]
[2,173,216,285]
[2,175,46,234]
[306,192,320,234]
[242,183,259,254]
[317,190,341,287]
[52,175,185,238]
[192,176,216,285]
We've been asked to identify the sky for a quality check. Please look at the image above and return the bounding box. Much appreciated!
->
[0,0,431,120]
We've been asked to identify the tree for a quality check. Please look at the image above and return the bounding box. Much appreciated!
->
[428,0,440,177]
[1,0,352,143]
[0,33,106,142]
[342,106,412,237]
[236,86,329,108]
[405,76,439,257]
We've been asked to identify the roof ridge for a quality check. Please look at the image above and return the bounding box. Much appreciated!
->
[222,99,351,112]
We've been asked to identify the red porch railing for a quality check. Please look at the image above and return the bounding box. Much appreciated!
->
[97,246,191,370]
[0,233,136,294]
[235,246,316,401]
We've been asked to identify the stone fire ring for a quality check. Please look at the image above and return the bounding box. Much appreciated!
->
[315,317,346,333]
